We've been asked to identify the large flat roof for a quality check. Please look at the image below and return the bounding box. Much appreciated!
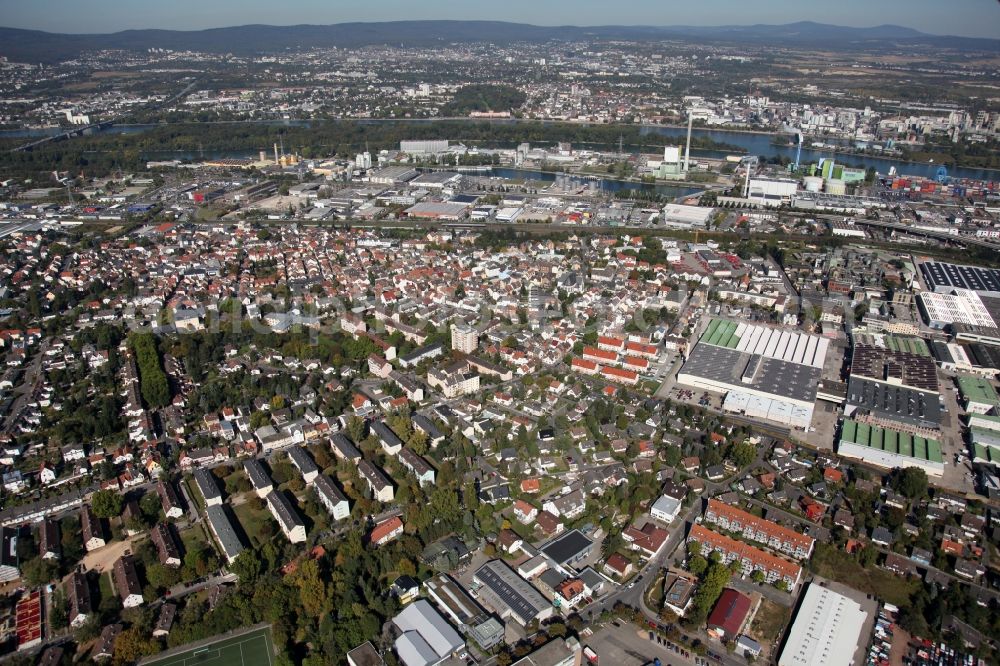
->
[920,261,1000,297]
[474,559,548,625]
[681,343,821,403]
[778,583,868,666]
[845,376,942,428]
[540,529,592,566]
[840,419,942,463]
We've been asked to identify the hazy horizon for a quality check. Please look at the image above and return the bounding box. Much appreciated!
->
[0,0,996,39]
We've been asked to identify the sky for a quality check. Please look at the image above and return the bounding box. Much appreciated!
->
[0,0,996,38]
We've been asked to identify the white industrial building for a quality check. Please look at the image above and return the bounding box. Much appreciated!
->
[677,319,828,429]
[392,599,465,666]
[837,419,944,478]
[747,178,799,206]
[660,204,714,230]
[650,494,682,523]
[917,289,997,329]
[778,583,869,666]
[400,140,450,154]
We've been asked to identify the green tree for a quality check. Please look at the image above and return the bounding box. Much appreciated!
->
[895,467,928,500]
[729,441,756,468]
[112,626,160,666]
[230,550,262,584]
[21,557,58,586]
[91,489,124,518]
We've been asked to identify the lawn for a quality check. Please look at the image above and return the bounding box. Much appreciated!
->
[810,544,917,607]
[179,522,211,555]
[142,625,274,666]
[98,571,114,603]
[232,501,273,547]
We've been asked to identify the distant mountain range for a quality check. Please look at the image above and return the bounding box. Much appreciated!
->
[1,20,996,63]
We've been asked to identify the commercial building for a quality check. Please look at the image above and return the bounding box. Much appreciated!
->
[539,529,593,569]
[511,638,582,666]
[660,203,714,230]
[424,574,504,650]
[473,559,553,626]
[650,494,682,523]
[747,178,798,206]
[707,589,752,639]
[662,572,696,617]
[844,337,942,430]
[688,524,802,587]
[404,202,469,221]
[678,319,828,429]
[917,289,998,329]
[837,419,944,478]
[266,491,307,543]
[400,140,450,155]
[957,375,999,414]
[205,504,245,564]
[919,261,1000,298]
[778,583,869,666]
[704,499,815,560]
[391,599,465,666]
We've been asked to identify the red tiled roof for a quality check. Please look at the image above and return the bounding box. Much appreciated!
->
[689,524,802,581]
[707,589,751,637]
[370,516,403,545]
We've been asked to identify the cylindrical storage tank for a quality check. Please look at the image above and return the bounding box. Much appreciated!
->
[803,176,823,192]
[824,178,846,195]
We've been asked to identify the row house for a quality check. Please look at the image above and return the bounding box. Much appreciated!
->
[704,499,816,560]
[688,524,802,588]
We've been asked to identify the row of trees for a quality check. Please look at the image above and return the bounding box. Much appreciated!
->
[130,333,170,408]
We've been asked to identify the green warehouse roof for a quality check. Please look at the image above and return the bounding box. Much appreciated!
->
[957,375,1000,408]
[839,418,943,463]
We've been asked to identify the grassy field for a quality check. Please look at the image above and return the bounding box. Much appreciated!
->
[810,544,917,607]
[232,501,272,546]
[143,625,274,666]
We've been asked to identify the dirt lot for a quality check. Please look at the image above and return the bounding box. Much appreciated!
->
[81,537,138,574]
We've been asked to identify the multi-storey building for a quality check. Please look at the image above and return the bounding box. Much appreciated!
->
[704,499,815,560]
[688,524,802,588]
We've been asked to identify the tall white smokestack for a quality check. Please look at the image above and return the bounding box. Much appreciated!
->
[274,143,279,164]
[684,111,693,173]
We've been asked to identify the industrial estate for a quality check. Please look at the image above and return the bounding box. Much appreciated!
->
[0,7,998,666]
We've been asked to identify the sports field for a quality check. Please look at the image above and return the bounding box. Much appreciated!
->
[144,625,274,666]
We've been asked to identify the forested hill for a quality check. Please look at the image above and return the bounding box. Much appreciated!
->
[1,20,997,63]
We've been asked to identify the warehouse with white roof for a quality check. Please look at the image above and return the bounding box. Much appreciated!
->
[677,319,829,428]
[392,599,465,666]
[778,583,868,666]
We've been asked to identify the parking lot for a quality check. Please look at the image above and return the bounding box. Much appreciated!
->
[585,623,719,666]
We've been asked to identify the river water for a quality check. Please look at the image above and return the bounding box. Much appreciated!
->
[3,118,995,182]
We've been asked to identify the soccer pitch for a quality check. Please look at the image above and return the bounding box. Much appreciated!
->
[143,626,274,666]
